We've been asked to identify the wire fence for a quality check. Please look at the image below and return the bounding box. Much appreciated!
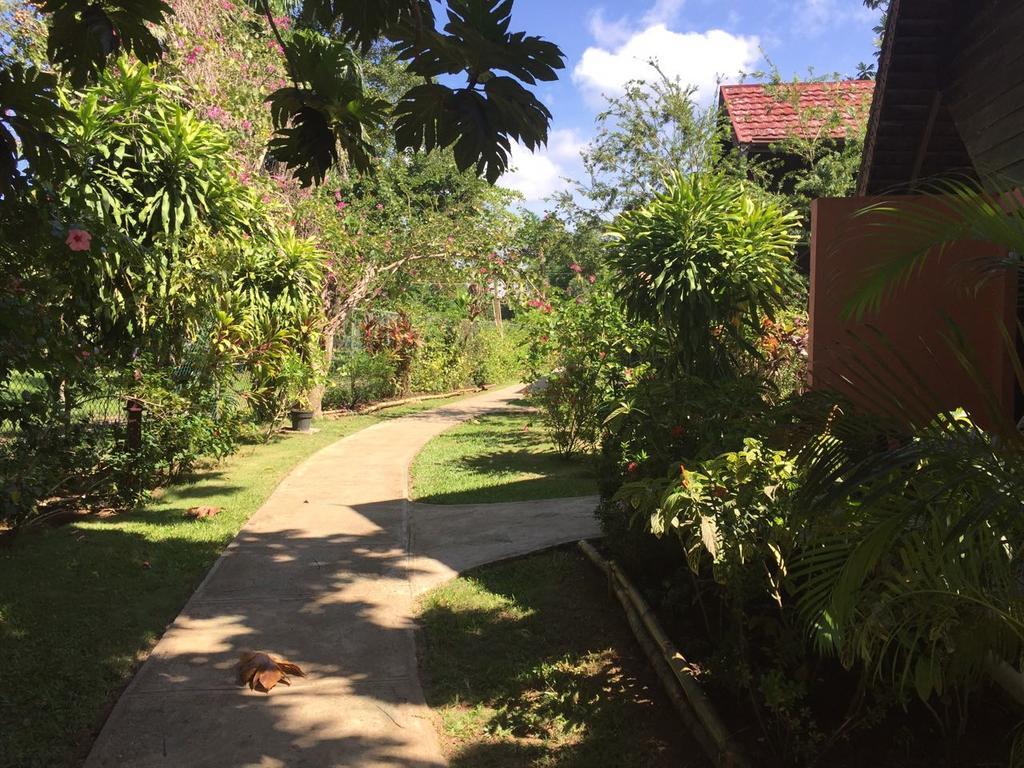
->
[0,371,130,440]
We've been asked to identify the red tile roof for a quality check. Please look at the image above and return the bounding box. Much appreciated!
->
[719,80,875,146]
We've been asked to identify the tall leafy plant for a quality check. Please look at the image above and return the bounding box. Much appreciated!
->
[606,172,801,378]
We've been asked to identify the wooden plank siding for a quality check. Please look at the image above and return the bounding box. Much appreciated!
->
[860,0,1024,194]
[944,0,1024,184]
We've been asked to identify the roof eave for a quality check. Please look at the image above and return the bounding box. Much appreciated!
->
[856,0,900,196]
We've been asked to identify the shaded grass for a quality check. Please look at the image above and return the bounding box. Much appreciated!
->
[416,548,707,768]
[410,405,597,504]
[0,392,469,768]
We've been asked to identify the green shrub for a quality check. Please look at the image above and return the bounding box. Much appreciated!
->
[620,437,798,604]
[324,348,398,409]
[606,171,801,378]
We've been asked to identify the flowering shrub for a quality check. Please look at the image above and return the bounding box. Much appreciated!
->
[619,438,798,603]
[525,284,647,456]
[362,313,420,395]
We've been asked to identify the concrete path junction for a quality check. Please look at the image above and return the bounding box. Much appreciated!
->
[84,385,600,768]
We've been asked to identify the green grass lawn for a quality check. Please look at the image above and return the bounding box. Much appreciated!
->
[0,393,468,768]
[416,548,706,767]
[410,404,597,504]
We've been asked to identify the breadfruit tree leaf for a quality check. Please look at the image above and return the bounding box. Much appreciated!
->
[267,31,388,185]
[390,0,563,181]
[41,0,171,86]
[297,0,435,52]
[0,64,71,193]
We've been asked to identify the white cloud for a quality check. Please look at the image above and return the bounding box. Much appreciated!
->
[573,25,761,106]
[642,0,686,26]
[587,9,633,48]
[499,128,587,206]
[588,0,685,47]
[796,0,875,37]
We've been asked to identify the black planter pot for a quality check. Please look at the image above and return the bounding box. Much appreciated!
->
[289,409,314,432]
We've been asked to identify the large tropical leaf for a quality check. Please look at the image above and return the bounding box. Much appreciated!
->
[0,63,70,193]
[41,0,171,86]
[266,30,388,184]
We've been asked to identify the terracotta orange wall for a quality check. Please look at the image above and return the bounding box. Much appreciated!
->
[809,196,1017,424]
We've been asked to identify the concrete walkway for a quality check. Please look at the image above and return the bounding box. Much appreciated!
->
[85,385,600,768]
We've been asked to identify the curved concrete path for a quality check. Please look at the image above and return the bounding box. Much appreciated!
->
[85,385,600,768]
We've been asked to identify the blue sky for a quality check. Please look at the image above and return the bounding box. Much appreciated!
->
[497,0,882,210]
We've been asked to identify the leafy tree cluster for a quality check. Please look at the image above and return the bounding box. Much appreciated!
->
[1,0,565,193]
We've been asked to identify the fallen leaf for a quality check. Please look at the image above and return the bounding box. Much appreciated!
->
[238,651,306,693]
[185,506,222,519]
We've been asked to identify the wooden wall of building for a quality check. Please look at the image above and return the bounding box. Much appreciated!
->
[946,0,1024,184]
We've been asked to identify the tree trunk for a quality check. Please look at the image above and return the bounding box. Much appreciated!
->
[309,330,335,417]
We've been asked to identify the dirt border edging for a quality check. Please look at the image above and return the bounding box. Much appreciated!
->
[578,539,751,768]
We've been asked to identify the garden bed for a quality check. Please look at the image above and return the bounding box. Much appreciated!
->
[597,544,1022,768]
[415,547,710,767]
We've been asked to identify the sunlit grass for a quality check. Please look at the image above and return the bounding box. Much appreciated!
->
[416,548,703,767]
[0,393,468,768]
[410,405,597,504]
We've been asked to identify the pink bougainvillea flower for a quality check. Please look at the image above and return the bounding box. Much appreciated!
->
[587,274,596,284]
[66,228,92,251]
[241,119,252,132]
[375,203,384,210]
[569,262,582,273]
[335,201,348,211]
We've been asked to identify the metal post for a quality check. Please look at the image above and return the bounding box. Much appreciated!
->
[126,397,143,451]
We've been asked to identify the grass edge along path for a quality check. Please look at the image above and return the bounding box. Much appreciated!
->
[0,391,474,768]
[410,404,597,505]
[415,547,708,767]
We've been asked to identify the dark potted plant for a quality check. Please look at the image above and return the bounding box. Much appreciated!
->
[289,396,314,432]
[280,353,316,432]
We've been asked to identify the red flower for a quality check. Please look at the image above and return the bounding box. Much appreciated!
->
[587,274,596,284]
[65,228,92,252]
[671,425,685,439]
[626,461,639,475]
[570,262,582,273]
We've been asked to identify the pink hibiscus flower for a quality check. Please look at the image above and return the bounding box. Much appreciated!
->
[66,228,92,252]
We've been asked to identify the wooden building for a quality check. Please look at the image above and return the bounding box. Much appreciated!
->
[718,80,873,191]
[859,0,1024,193]
[810,0,1024,423]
